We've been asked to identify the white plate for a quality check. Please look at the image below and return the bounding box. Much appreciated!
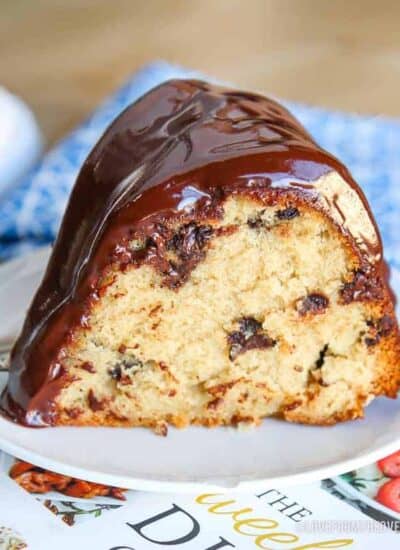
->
[0,247,399,493]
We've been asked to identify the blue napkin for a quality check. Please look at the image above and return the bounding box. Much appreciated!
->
[0,61,399,273]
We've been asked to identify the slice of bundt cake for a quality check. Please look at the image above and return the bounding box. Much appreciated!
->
[1,79,399,431]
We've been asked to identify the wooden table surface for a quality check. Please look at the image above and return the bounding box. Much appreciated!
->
[2,0,400,147]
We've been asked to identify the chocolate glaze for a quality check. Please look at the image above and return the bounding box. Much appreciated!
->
[0,79,391,426]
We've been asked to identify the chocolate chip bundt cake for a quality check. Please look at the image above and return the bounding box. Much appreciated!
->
[1,80,399,431]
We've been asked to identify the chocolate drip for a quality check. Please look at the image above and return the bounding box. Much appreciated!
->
[0,79,387,425]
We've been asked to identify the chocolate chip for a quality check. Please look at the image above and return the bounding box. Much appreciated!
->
[247,211,265,229]
[315,344,328,369]
[109,355,143,381]
[168,222,213,260]
[276,207,299,220]
[136,221,215,289]
[120,356,143,370]
[377,315,395,337]
[228,316,276,360]
[297,293,329,316]
[365,337,378,347]
[238,317,263,337]
[145,236,157,249]
[364,315,395,346]
[109,365,122,381]
[163,260,181,281]
[340,269,383,304]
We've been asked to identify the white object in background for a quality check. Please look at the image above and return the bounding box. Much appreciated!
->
[0,86,43,198]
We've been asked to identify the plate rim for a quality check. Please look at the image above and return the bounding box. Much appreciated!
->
[1,420,400,493]
[1,372,400,493]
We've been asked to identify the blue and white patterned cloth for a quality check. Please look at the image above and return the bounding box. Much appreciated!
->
[0,61,399,273]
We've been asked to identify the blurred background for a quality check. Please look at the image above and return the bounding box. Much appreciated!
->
[2,0,400,147]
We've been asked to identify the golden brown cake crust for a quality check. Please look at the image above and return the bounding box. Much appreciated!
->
[1,79,399,428]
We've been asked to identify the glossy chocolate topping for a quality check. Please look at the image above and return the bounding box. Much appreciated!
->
[0,79,386,425]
